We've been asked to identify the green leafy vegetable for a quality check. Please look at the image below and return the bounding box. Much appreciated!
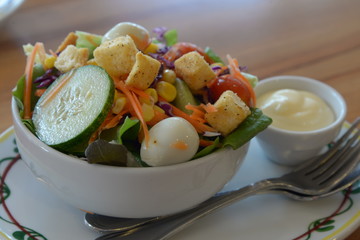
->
[21,119,36,135]
[85,139,128,166]
[117,117,140,144]
[204,47,224,64]
[164,29,178,46]
[223,108,272,149]
[12,64,45,116]
[75,31,102,59]
[193,137,220,159]
[116,117,149,167]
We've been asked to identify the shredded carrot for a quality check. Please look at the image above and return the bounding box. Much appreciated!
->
[200,103,217,113]
[49,49,58,57]
[226,54,256,107]
[89,111,114,143]
[185,104,205,116]
[171,140,189,150]
[190,115,206,123]
[104,109,129,130]
[146,110,168,126]
[34,89,46,97]
[85,34,99,47]
[199,139,215,147]
[126,86,151,101]
[39,70,75,107]
[116,80,150,146]
[37,42,47,68]
[23,42,41,119]
[164,100,216,133]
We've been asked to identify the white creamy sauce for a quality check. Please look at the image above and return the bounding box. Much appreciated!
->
[257,89,335,131]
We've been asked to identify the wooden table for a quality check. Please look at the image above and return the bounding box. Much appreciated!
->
[0,0,359,239]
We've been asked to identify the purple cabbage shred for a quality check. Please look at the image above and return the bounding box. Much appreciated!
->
[152,27,168,42]
[156,101,174,117]
[34,68,61,88]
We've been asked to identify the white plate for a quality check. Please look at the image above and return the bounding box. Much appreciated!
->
[0,0,24,23]
[0,126,359,240]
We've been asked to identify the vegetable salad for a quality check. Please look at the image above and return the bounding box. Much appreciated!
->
[13,22,271,167]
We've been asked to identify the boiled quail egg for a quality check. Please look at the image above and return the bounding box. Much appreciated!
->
[102,22,150,51]
[140,117,199,166]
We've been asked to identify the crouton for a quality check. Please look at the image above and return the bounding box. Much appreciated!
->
[205,90,250,136]
[54,45,89,72]
[93,35,138,78]
[174,51,216,91]
[56,32,78,53]
[125,52,161,90]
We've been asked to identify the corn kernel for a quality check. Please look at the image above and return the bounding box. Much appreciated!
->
[139,88,158,104]
[44,56,57,69]
[156,81,177,102]
[146,88,158,103]
[144,43,159,54]
[141,103,155,122]
[86,58,98,66]
[161,69,176,84]
[112,97,127,114]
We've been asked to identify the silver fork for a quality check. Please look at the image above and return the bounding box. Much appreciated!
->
[95,118,360,240]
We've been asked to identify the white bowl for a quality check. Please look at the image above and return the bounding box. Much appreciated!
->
[11,99,249,218]
[254,75,346,166]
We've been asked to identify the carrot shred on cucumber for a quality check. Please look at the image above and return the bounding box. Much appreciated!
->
[23,42,41,119]
[39,69,75,107]
[116,80,150,146]
[226,54,256,106]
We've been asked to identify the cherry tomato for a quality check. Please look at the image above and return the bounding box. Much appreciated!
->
[163,42,214,64]
[208,74,253,107]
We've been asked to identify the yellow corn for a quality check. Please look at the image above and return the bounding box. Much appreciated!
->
[156,81,177,102]
[144,43,159,54]
[44,56,57,69]
[161,69,176,84]
[86,58,98,66]
[141,103,155,122]
[140,88,158,105]
[112,97,127,114]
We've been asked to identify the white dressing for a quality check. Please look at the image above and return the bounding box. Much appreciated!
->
[257,89,334,131]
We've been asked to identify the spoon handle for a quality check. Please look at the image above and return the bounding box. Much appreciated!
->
[96,180,275,240]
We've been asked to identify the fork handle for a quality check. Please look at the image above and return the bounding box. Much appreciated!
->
[96,179,279,240]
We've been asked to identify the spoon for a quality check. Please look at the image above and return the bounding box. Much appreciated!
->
[85,167,360,234]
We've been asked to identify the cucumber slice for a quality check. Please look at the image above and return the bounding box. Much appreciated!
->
[32,65,114,152]
[172,78,198,114]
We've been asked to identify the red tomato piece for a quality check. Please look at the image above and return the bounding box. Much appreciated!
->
[208,74,253,107]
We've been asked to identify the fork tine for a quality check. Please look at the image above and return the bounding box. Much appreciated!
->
[310,129,360,179]
[315,138,360,186]
[300,117,360,174]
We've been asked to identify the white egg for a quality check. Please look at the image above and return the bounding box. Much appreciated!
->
[102,22,150,51]
[140,117,200,166]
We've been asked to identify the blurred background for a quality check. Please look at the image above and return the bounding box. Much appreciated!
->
[0,0,359,239]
